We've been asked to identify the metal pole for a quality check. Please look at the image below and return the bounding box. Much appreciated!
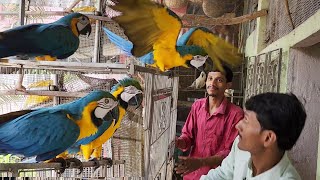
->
[51,74,59,105]
[92,0,103,63]
[19,0,26,25]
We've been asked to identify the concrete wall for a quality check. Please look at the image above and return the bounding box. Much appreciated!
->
[287,45,320,180]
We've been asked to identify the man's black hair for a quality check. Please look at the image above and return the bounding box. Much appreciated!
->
[211,65,233,82]
[245,92,306,150]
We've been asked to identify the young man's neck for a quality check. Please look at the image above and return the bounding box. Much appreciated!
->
[208,95,225,114]
[251,148,285,177]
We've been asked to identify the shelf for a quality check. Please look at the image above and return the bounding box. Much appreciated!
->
[0,59,129,74]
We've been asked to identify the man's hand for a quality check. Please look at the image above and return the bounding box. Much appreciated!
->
[174,156,204,176]
[175,137,186,150]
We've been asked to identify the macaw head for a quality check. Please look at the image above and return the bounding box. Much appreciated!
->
[57,13,92,37]
[111,78,143,109]
[84,90,119,125]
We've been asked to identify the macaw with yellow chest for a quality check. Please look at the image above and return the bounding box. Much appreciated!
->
[0,90,118,163]
[108,0,242,72]
[0,12,91,61]
[66,78,143,160]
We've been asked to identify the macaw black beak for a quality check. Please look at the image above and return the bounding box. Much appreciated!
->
[79,24,92,37]
[128,93,143,109]
[197,65,204,72]
[102,106,119,123]
[110,106,119,123]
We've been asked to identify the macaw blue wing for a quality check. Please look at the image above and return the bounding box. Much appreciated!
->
[0,108,80,161]
[177,27,198,46]
[102,26,155,65]
[0,23,79,59]
[0,109,33,124]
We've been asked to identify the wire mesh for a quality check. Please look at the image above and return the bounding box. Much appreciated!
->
[266,0,320,45]
[112,110,144,177]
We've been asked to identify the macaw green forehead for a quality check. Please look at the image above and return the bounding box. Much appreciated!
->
[56,12,88,24]
[83,90,116,102]
[111,78,142,93]
[64,12,84,19]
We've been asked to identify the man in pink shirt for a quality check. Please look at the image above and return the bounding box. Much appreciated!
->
[175,65,244,179]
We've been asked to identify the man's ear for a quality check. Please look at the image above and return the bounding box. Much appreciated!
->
[226,82,232,89]
[263,130,277,148]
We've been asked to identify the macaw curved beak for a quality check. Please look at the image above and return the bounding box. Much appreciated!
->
[111,106,119,122]
[79,24,92,37]
[103,106,119,123]
[128,93,143,109]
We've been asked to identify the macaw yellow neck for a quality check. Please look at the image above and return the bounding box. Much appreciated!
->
[113,106,126,129]
[70,18,79,37]
[75,101,98,140]
[80,106,126,160]
[92,106,125,148]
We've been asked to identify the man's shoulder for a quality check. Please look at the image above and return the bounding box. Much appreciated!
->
[193,98,207,106]
[280,154,301,180]
[227,102,243,114]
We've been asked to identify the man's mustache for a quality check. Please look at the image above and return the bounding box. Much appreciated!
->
[206,85,219,90]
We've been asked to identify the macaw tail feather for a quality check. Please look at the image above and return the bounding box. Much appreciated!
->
[102,27,133,56]
[102,26,155,65]
[205,36,242,71]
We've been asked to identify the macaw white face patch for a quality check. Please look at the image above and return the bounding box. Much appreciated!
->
[120,85,143,103]
[77,16,90,34]
[94,97,118,119]
[190,55,208,69]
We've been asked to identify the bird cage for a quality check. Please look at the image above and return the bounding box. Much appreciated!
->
[164,0,188,8]
[0,65,178,179]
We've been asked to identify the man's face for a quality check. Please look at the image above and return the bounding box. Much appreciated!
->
[235,110,265,154]
[206,71,231,97]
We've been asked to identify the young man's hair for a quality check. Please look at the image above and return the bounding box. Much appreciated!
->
[211,65,233,83]
[245,92,306,151]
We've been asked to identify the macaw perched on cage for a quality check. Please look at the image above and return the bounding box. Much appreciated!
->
[107,0,242,72]
[0,90,118,164]
[66,78,143,161]
[0,12,91,61]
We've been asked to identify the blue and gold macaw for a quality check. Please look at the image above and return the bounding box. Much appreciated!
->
[0,13,91,61]
[0,90,118,162]
[66,78,143,160]
[108,0,242,72]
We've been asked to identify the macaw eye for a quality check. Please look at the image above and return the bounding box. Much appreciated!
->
[105,98,110,104]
